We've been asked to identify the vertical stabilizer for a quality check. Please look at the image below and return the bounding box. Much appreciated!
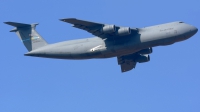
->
[4,22,48,51]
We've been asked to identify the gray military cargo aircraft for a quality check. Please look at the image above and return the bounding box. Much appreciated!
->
[4,18,198,72]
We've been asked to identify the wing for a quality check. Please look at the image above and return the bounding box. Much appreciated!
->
[117,53,137,72]
[117,47,152,72]
[60,18,138,38]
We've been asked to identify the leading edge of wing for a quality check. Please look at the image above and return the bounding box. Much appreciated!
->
[60,18,103,27]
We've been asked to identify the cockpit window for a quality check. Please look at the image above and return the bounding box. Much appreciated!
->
[179,22,184,23]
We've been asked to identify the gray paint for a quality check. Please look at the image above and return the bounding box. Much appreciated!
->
[5,22,48,51]
[4,19,198,72]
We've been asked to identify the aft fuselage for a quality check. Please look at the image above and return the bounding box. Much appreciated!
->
[25,21,198,59]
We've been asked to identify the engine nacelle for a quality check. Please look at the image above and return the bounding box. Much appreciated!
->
[137,47,153,54]
[135,54,150,63]
[102,25,116,33]
[118,27,131,36]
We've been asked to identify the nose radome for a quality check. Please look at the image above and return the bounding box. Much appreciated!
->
[195,27,198,33]
[187,24,198,36]
[191,26,198,34]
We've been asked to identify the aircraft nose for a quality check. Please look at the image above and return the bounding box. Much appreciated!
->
[195,27,198,33]
[190,25,198,35]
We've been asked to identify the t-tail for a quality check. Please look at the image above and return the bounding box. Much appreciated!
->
[4,22,48,51]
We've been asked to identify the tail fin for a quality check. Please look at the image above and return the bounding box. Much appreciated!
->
[4,22,48,51]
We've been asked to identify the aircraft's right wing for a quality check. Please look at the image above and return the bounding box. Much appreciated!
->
[117,53,137,72]
[117,47,152,72]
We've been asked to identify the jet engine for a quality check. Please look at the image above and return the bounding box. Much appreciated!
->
[135,54,150,63]
[117,27,131,36]
[102,25,116,33]
[137,47,153,54]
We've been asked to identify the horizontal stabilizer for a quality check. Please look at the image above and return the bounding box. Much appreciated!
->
[4,22,32,27]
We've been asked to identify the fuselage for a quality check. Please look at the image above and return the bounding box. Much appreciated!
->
[25,21,198,59]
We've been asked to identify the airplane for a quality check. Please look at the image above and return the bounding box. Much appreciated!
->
[4,18,198,72]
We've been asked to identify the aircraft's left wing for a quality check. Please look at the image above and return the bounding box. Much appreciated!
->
[60,18,138,38]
